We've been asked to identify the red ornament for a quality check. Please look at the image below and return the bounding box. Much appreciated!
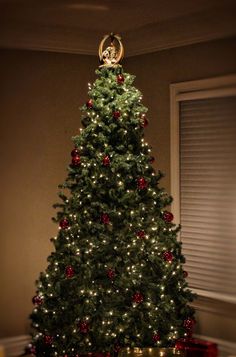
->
[107,268,115,280]
[162,211,174,223]
[65,265,75,278]
[152,333,161,342]
[149,156,155,164]
[114,344,121,353]
[137,177,148,190]
[175,340,185,351]
[163,251,173,262]
[59,218,69,230]
[184,317,195,331]
[117,74,124,84]
[79,321,89,334]
[30,346,36,355]
[101,213,110,225]
[132,291,144,304]
[32,295,43,306]
[44,335,53,345]
[113,111,121,119]
[71,155,81,166]
[86,99,93,108]
[26,344,36,355]
[183,270,188,278]
[102,155,110,166]
[71,148,79,157]
[140,114,149,128]
[136,230,145,239]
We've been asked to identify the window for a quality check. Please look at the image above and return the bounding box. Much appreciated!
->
[170,75,236,304]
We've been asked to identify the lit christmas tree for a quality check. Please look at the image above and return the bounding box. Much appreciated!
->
[28,34,195,357]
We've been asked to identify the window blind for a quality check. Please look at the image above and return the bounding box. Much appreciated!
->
[180,96,236,302]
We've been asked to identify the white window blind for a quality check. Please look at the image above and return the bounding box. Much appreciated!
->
[180,96,236,303]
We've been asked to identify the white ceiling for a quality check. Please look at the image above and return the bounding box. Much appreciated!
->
[0,0,236,56]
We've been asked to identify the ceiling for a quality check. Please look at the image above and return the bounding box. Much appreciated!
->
[0,0,236,56]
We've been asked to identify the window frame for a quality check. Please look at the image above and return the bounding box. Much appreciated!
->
[170,74,236,304]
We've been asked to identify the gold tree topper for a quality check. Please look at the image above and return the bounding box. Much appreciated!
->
[99,33,124,67]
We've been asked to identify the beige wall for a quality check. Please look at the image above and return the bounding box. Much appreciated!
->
[0,51,97,337]
[125,37,236,191]
[126,37,236,343]
[0,37,236,340]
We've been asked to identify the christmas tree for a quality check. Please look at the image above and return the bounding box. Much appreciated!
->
[29,34,195,357]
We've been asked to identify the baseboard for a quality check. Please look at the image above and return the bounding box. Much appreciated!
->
[0,335,30,357]
[0,334,236,357]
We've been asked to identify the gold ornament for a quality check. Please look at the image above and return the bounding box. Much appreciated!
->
[99,33,124,67]
[118,347,185,357]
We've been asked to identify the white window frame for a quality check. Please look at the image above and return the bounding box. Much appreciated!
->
[170,74,236,304]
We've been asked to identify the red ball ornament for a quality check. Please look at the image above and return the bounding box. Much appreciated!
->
[79,321,89,334]
[30,346,36,355]
[71,155,81,166]
[175,340,185,351]
[65,265,75,278]
[86,99,93,108]
[101,213,110,225]
[183,317,195,330]
[26,344,36,355]
[132,291,144,304]
[163,251,173,262]
[107,268,115,280]
[149,156,155,164]
[162,211,174,223]
[114,344,121,353]
[136,230,145,239]
[44,335,53,345]
[59,218,69,230]
[71,148,79,157]
[117,74,124,84]
[102,155,110,166]
[113,110,121,119]
[137,177,148,190]
[152,333,161,343]
[32,295,43,306]
[140,114,149,128]
[183,270,188,278]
